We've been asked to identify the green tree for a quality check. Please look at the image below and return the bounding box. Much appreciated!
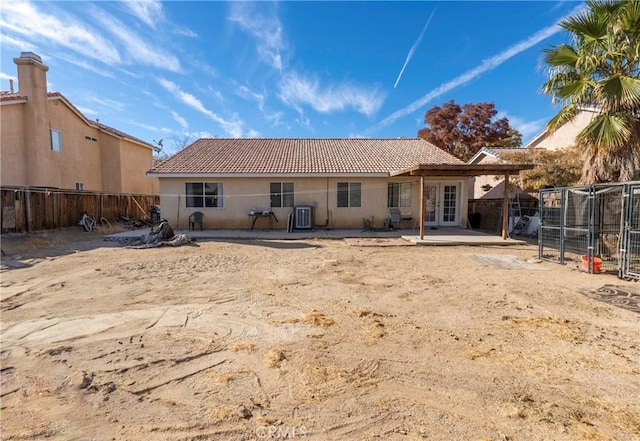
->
[542,0,640,183]
[418,100,522,162]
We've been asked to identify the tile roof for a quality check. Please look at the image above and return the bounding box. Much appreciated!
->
[0,92,27,102]
[149,138,463,176]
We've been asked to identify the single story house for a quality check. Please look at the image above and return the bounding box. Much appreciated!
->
[147,138,531,237]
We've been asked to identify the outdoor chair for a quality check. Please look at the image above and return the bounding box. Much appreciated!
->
[189,211,204,231]
[389,208,402,229]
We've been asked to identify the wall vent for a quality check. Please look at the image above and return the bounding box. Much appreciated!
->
[294,206,313,230]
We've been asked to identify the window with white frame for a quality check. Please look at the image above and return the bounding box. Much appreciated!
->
[270,182,294,208]
[50,129,61,152]
[387,182,412,208]
[185,182,223,208]
[337,182,361,207]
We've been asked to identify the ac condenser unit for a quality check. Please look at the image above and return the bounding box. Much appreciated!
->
[294,206,313,230]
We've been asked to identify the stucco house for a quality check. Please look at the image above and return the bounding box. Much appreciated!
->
[468,108,599,200]
[148,137,531,235]
[148,138,469,230]
[0,52,158,194]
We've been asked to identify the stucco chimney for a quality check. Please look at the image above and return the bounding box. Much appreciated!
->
[14,52,48,98]
[13,52,51,187]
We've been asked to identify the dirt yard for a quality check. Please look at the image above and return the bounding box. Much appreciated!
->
[1,230,639,441]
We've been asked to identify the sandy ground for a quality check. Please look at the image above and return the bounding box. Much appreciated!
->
[1,230,639,441]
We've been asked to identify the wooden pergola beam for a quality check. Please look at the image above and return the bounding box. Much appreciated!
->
[392,163,535,241]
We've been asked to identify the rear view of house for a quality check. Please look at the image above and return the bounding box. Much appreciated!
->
[147,138,471,230]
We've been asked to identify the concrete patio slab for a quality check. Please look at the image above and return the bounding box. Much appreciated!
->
[105,227,528,246]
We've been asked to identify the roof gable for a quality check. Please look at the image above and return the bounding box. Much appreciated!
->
[149,138,464,176]
[0,90,155,150]
[467,147,525,165]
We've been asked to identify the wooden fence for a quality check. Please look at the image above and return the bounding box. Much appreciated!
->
[1,186,159,232]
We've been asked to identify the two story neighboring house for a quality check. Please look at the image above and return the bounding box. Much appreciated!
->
[0,52,158,194]
[468,108,599,200]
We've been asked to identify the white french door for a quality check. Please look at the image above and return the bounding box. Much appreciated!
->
[423,182,460,227]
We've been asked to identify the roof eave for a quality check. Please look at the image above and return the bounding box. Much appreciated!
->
[147,172,393,179]
[391,164,535,177]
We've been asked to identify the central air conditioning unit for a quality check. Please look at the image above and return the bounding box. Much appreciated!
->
[294,206,313,230]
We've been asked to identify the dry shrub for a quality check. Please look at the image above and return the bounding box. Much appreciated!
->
[271,311,335,328]
[209,406,236,421]
[467,347,495,360]
[508,316,583,342]
[505,407,526,419]
[265,348,286,368]
[227,342,256,352]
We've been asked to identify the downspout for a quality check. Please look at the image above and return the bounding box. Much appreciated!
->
[313,177,331,228]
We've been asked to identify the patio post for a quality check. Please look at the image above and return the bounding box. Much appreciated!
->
[502,174,509,240]
[420,175,425,240]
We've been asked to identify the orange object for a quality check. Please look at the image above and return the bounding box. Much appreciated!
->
[581,256,602,273]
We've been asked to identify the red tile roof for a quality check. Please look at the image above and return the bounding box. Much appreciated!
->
[0,92,27,102]
[149,138,463,175]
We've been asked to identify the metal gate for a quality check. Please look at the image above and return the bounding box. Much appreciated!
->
[539,182,640,280]
[621,184,640,279]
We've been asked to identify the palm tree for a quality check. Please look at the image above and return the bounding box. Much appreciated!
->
[542,0,640,183]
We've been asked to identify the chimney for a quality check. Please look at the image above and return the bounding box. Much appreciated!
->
[13,52,51,187]
[9,79,14,93]
[13,51,49,99]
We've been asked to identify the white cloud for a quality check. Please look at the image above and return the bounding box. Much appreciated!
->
[296,114,314,132]
[75,105,98,116]
[158,78,246,137]
[123,0,164,29]
[236,85,265,111]
[90,7,182,73]
[278,72,385,117]
[227,2,286,71]
[0,2,121,65]
[368,4,586,134]
[87,96,127,112]
[497,112,548,142]
[54,53,117,79]
[0,72,17,81]
[265,111,287,128]
[0,33,37,52]
[170,110,189,129]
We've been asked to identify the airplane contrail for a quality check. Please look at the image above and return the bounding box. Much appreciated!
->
[367,4,586,135]
[394,6,438,89]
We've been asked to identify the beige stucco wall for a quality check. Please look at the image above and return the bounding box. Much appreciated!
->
[527,110,596,150]
[47,100,103,190]
[469,155,504,200]
[119,139,158,194]
[0,104,27,186]
[158,176,468,230]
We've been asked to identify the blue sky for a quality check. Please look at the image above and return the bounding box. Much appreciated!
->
[1,1,584,155]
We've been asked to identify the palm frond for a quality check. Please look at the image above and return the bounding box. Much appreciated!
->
[546,105,579,132]
[577,112,632,150]
[543,44,579,67]
[597,74,640,110]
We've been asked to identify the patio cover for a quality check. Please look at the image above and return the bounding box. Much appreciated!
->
[391,164,535,240]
